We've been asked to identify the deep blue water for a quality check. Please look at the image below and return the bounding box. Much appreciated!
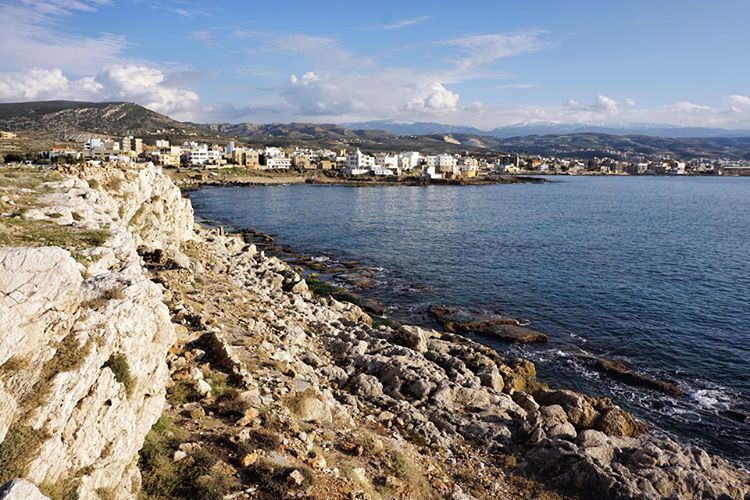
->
[189,176,750,466]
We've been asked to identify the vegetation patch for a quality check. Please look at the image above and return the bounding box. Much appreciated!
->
[104,353,135,397]
[0,216,108,250]
[0,424,47,483]
[139,416,239,500]
[167,380,201,405]
[19,333,92,414]
[0,355,29,380]
[370,314,401,330]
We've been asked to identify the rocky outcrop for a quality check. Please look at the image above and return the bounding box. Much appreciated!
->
[1,163,748,499]
[0,163,190,497]
[429,305,549,343]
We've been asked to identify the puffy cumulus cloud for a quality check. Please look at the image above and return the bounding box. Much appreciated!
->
[94,65,201,119]
[407,83,460,112]
[564,95,622,116]
[464,101,484,112]
[592,94,619,113]
[281,69,466,119]
[0,65,202,120]
[727,94,750,112]
[282,72,363,116]
[0,68,101,101]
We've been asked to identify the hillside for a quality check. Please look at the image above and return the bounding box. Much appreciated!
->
[2,101,749,160]
[488,133,750,160]
[0,101,215,141]
[199,122,491,154]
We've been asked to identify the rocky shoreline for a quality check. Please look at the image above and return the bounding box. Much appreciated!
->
[167,168,547,190]
[0,163,748,499]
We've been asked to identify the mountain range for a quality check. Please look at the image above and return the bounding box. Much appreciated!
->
[1,100,749,160]
[346,119,750,139]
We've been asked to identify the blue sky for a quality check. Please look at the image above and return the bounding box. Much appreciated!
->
[1,0,749,129]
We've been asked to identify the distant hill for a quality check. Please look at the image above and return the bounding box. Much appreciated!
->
[0,101,211,139]
[487,133,750,160]
[198,122,490,154]
[2,101,749,160]
[347,119,750,139]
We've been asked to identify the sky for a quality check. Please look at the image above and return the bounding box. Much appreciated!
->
[1,0,749,129]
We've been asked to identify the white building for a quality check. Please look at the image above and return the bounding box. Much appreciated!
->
[422,165,442,180]
[265,156,292,169]
[374,153,398,169]
[371,166,395,176]
[398,151,422,170]
[345,149,375,174]
[181,143,222,166]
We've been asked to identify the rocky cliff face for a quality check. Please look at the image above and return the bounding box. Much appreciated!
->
[0,164,192,497]
[0,163,748,499]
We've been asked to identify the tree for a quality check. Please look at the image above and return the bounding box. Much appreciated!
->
[3,153,23,163]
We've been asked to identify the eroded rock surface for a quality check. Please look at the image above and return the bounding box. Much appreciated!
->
[1,163,748,499]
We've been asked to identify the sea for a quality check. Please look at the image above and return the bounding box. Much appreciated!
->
[188,175,750,468]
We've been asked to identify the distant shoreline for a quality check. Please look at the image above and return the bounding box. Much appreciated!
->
[166,167,548,189]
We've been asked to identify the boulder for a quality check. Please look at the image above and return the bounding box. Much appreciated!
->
[428,305,548,343]
[594,407,639,437]
[289,391,333,424]
[397,325,428,353]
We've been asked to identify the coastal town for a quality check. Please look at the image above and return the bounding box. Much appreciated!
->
[2,130,749,178]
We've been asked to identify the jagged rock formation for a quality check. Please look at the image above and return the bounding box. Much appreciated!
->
[0,163,748,499]
[0,164,192,497]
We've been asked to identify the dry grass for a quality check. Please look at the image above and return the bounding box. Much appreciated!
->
[0,425,47,483]
[0,166,109,252]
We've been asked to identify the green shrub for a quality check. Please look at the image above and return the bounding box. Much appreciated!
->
[104,353,134,397]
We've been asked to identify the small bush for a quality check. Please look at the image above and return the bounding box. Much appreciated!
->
[167,380,200,405]
[213,388,248,420]
[0,425,46,483]
[104,353,135,397]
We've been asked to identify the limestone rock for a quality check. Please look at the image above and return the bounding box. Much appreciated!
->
[0,479,50,500]
[397,325,429,352]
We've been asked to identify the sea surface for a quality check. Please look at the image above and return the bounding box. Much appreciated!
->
[188,176,750,467]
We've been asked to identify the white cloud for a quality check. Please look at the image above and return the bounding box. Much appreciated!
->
[0,68,101,101]
[592,94,619,113]
[0,1,126,74]
[439,31,549,70]
[407,83,460,112]
[672,101,712,113]
[289,72,320,86]
[0,65,202,120]
[623,98,637,107]
[366,15,431,30]
[727,94,750,112]
[95,65,201,118]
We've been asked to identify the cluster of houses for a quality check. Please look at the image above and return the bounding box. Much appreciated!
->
[514,155,747,176]
[29,134,750,177]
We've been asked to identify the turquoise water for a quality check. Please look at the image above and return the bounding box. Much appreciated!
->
[189,176,750,466]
